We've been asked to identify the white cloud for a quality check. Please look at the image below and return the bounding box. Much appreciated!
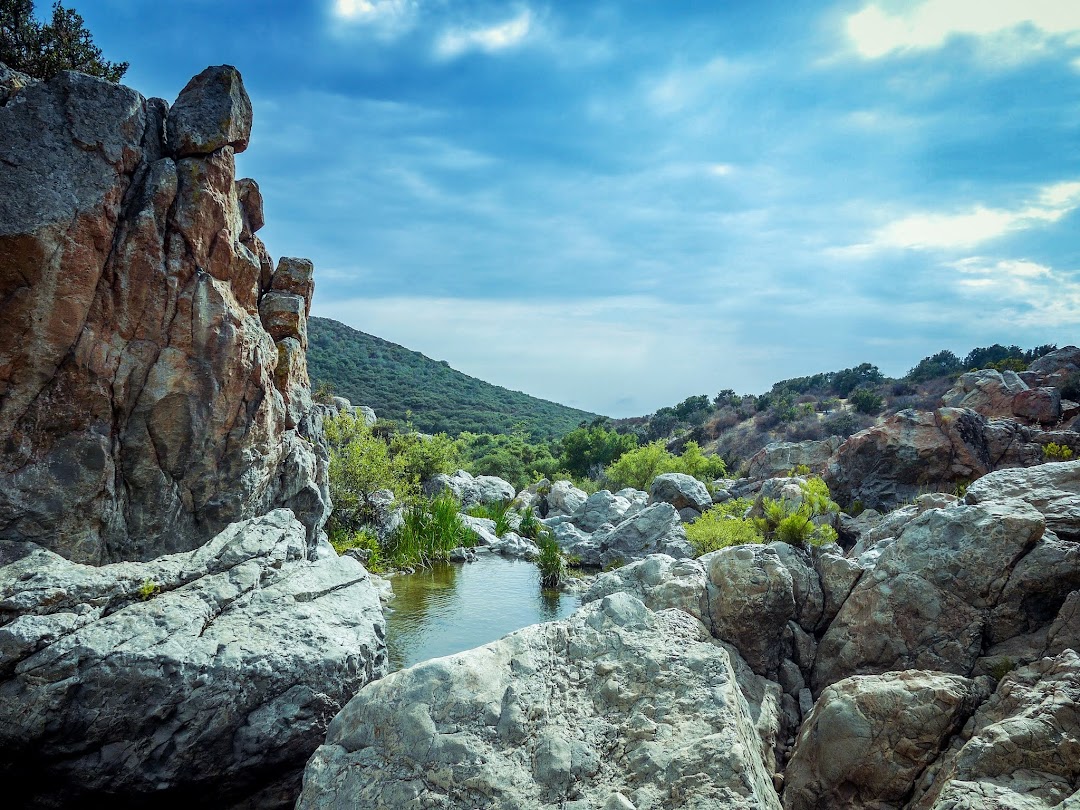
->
[845,179,1080,252]
[947,257,1080,327]
[331,0,416,39]
[846,0,1080,60]
[708,163,735,177]
[434,9,533,60]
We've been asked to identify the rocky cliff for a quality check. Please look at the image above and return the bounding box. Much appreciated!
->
[0,64,386,807]
[0,62,322,565]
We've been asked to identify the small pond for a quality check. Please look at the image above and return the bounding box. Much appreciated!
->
[385,552,580,671]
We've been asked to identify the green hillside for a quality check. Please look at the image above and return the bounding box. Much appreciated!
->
[307,317,601,440]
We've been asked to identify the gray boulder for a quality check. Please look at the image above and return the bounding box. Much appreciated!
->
[783,670,983,810]
[813,499,1045,692]
[166,64,253,157]
[0,510,387,806]
[648,473,712,515]
[297,593,782,810]
[942,369,1028,417]
[424,469,515,508]
[583,554,710,624]
[572,489,633,532]
[965,458,1080,541]
[546,480,589,517]
[909,650,1080,810]
[596,503,692,568]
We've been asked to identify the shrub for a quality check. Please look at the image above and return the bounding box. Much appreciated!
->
[1044,443,1074,462]
[754,477,839,547]
[330,528,383,571]
[517,506,542,540]
[849,387,884,415]
[685,498,761,555]
[387,493,475,569]
[604,439,726,491]
[137,577,159,601]
[536,530,566,588]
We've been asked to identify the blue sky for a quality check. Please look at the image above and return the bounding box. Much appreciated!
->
[81,0,1080,416]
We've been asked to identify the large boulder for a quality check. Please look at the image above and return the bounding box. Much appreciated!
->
[0,65,323,563]
[748,438,841,481]
[783,670,983,810]
[595,502,693,568]
[648,472,712,515]
[965,458,1080,541]
[1024,345,1080,387]
[0,510,387,807]
[571,489,634,532]
[823,407,1064,512]
[909,650,1080,810]
[297,593,783,810]
[546,479,589,517]
[423,469,516,508]
[583,554,710,624]
[812,500,1045,692]
[942,369,1028,417]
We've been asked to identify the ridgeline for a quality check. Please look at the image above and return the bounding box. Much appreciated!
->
[307,316,600,439]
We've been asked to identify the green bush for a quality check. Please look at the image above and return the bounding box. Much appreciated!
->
[754,477,839,547]
[1044,443,1074,462]
[386,493,475,569]
[536,530,566,588]
[849,388,884,415]
[604,440,726,491]
[517,506,543,540]
[330,528,383,571]
[685,498,762,555]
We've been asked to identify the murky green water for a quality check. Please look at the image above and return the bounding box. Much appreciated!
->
[385,552,580,671]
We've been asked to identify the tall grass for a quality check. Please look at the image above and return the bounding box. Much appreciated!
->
[465,499,514,537]
[384,493,476,569]
[536,530,566,589]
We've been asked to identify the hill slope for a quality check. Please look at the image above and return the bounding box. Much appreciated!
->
[307,317,600,439]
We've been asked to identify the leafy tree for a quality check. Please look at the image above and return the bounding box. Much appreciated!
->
[604,439,726,491]
[849,387,884,415]
[831,363,883,397]
[907,350,963,382]
[557,422,637,479]
[1,1,127,81]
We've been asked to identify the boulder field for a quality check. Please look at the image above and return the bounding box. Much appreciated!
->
[0,64,386,806]
[298,460,1080,809]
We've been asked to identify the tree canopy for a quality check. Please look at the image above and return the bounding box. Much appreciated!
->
[1,1,127,81]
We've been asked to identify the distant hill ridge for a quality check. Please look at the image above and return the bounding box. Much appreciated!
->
[307,316,600,440]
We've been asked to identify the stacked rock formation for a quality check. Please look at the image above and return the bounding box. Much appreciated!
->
[0,64,386,807]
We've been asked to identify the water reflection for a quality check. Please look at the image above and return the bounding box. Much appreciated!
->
[385,553,580,671]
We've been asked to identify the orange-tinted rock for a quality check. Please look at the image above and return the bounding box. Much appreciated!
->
[0,67,323,564]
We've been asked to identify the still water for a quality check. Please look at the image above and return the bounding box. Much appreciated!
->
[384,552,580,671]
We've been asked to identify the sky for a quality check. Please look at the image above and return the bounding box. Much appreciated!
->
[79,0,1080,417]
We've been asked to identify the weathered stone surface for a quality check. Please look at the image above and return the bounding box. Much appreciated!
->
[1014,387,1062,425]
[0,62,35,104]
[824,408,1058,512]
[424,469,516,508]
[783,670,982,810]
[166,65,252,157]
[648,472,713,514]
[1025,345,1080,387]
[596,503,692,568]
[943,369,1028,417]
[572,490,634,532]
[813,500,1045,692]
[0,510,387,807]
[547,479,589,517]
[705,544,796,677]
[297,594,782,810]
[966,459,1080,541]
[0,66,324,564]
[748,438,841,481]
[909,651,1080,810]
[583,554,710,624]
[272,256,315,314]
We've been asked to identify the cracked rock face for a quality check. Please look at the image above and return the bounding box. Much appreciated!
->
[0,510,388,807]
[0,65,321,564]
[297,592,783,810]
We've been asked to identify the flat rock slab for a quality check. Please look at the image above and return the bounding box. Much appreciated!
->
[297,592,781,810]
[0,510,387,806]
